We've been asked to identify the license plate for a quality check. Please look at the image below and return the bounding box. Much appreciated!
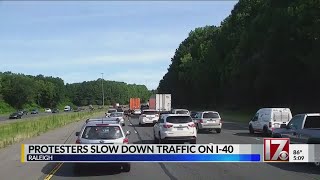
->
[177,128,183,130]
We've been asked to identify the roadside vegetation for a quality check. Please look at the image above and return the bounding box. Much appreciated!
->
[0,110,104,149]
[0,72,151,114]
[157,0,319,115]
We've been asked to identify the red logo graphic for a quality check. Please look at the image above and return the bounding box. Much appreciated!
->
[264,138,290,162]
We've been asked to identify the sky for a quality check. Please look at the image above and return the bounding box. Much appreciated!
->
[0,1,237,90]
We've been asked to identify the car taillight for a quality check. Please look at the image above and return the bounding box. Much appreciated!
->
[269,122,272,128]
[123,138,129,144]
[188,123,196,127]
[199,119,203,123]
[163,124,173,128]
[220,119,223,123]
[76,139,81,144]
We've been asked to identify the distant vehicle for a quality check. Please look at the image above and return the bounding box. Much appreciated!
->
[52,109,59,113]
[9,112,22,119]
[132,109,142,115]
[30,109,39,114]
[16,110,24,116]
[148,97,156,110]
[75,119,131,172]
[153,114,196,144]
[17,110,28,115]
[193,111,222,133]
[124,110,130,116]
[64,106,71,112]
[139,109,159,126]
[155,94,171,112]
[249,108,292,136]
[106,108,117,117]
[190,111,200,119]
[44,108,52,113]
[116,107,124,112]
[109,112,125,126]
[172,109,190,115]
[129,98,141,111]
[140,104,149,111]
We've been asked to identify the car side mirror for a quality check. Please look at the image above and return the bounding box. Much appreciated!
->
[75,132,80,136]
[126,131,131,136]
[280,124,287,129]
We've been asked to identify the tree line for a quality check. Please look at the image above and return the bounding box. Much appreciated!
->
[157,0,320,112]
[0,71,151,112]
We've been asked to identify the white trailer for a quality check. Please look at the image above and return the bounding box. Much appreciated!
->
[155,94,171,112]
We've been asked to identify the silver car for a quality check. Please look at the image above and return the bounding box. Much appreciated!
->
[75,119,131,172]
[108,112,125,126]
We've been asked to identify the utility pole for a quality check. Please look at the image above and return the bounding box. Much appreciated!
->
[101,73,105,107]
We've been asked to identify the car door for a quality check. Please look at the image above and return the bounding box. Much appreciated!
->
[251,113,259,130]
[283,115,305,143]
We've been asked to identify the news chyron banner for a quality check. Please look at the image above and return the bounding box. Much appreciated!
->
[20,139,320,163]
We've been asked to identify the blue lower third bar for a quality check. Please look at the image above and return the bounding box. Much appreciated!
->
[26,154,261,162]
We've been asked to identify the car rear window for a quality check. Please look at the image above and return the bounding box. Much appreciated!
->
[203,112,220,118]
[143,111,157,115]
[82,126,123,139]
[176,110,189,114]
[117,109,123,112]
[166,116,192,123]
[304,116,320,128]
[108,109,117,113]
[110,113,123,117]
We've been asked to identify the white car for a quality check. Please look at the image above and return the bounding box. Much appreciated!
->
[193,111,222,133]
[172,109,190,115]
[108,112,125,126]
[75,119,131,172]
[106,108,117,117]
[132,109,142,115]
[139,109,159,126]
[153,114,197,144]
[249,108,292,136]
[44,108,52,113]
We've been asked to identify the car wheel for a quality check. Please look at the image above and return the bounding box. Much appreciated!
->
[122,163,131,172]
[216,129,221,133]
[249,125,254,134]
[263,127,270,137]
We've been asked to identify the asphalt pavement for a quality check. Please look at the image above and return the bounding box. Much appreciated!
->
[0,113,319,180]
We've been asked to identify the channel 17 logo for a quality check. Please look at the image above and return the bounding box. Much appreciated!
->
[264,138,290,162]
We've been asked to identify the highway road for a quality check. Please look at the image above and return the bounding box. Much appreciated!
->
[0,113,319,180]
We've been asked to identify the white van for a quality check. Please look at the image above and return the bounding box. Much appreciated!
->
[249,108,292,136]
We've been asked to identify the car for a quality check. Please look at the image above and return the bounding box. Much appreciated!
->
[9,112,22,119]
[193,111,222,133]
[190,111,200,119]
[30,109,39,114]
[108,112,126,126]
[44,108,52,113]
[139,109,159,126]
[132,109,142,115]
[74,119,131,172]
[17,110,28,115]
[124,110,130,116]
[106,108,117,117]
[52,109,59,113]
[249,108,292,136]
[172,109,190,115]
[16,110,24,116]
[116,108,124,112]
[153,114,197,144]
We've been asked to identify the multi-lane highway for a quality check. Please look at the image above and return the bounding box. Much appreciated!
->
[0,113,319,180]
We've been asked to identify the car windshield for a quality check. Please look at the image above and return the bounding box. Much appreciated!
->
[143,111,157,115]
[108,109,117,113]
[81,126,123,140]
[166,116,192,123]
[176,110,189,114]
[117,109,124,112]
[304,116,320,128]
[110,112,123,117]
[203,112,220,118]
